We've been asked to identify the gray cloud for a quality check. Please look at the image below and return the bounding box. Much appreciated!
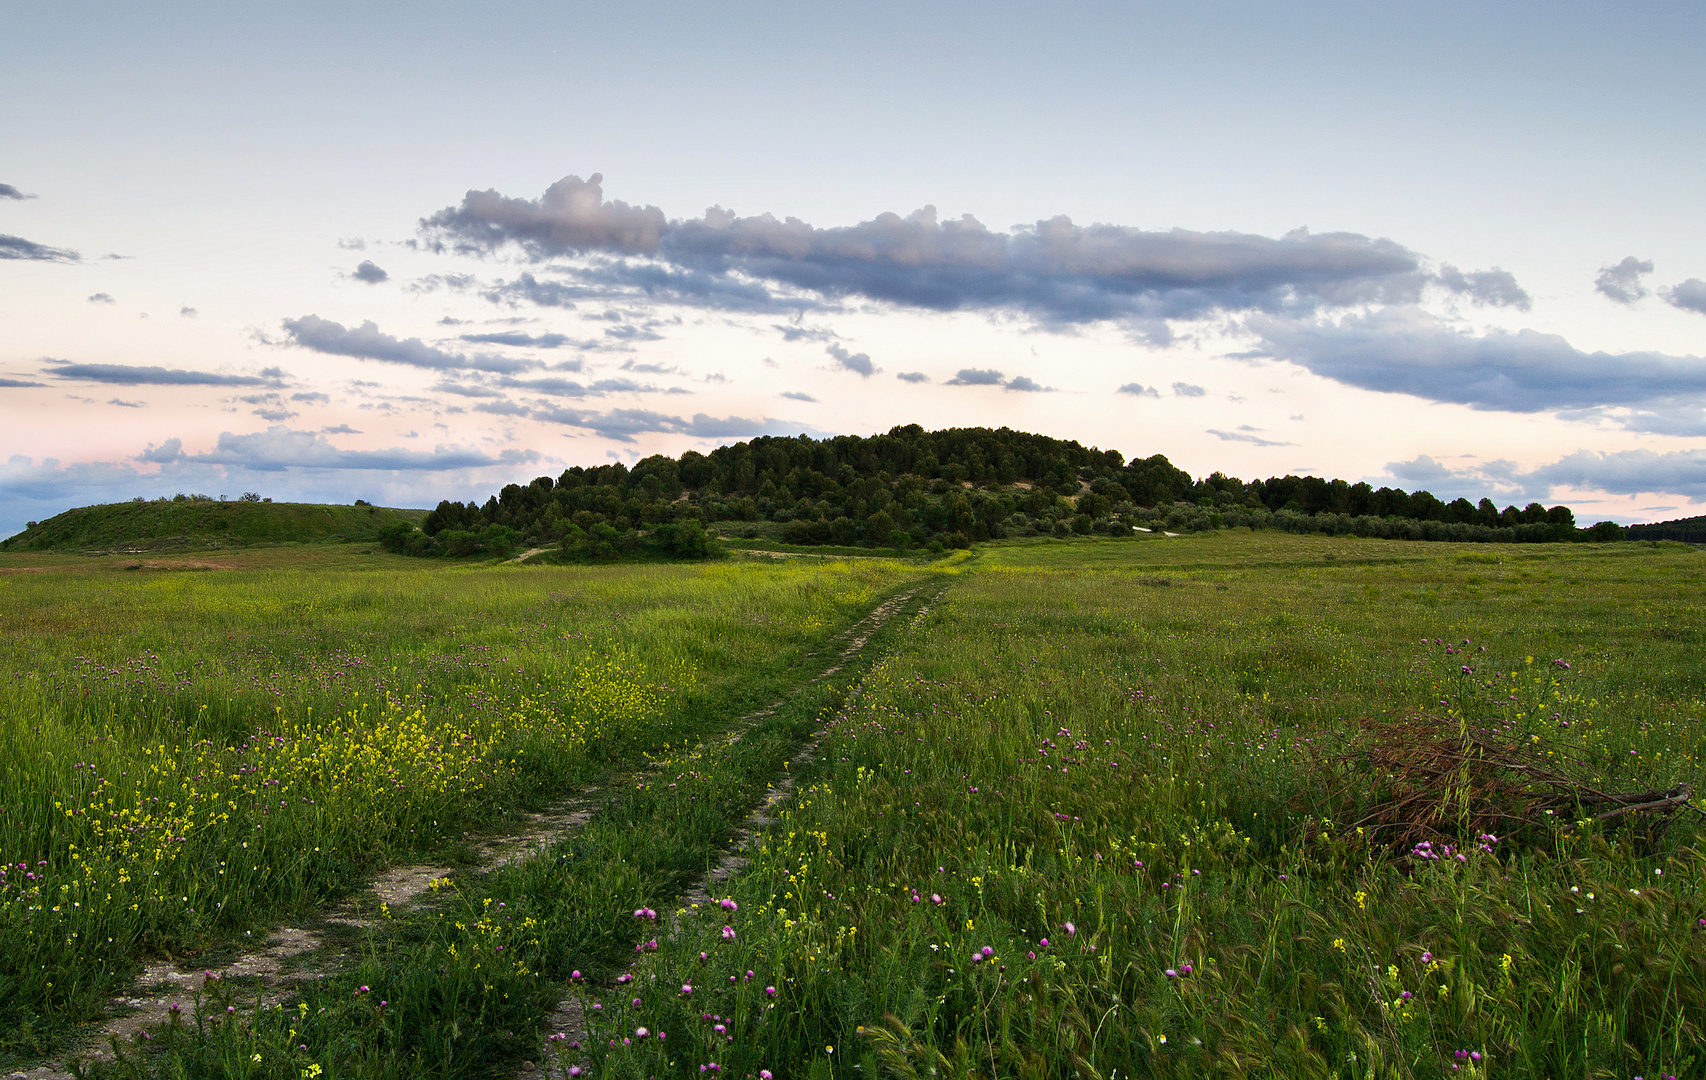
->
[480,400,809,443]
[1595,256,1654,304]
[322,424,361,434]
[0,377,46,388]
[1,233,79,262]
[1117,383,1160,397]
[826,342,875,377]
[895,371,929,383]
[459,330,572,348]
[946,368,1004,386]
[422,174,1481,329]
[1208,426,1292,447]
[137,438,183,463]
[0,183,32,200]
[1247,307,1706,431]
[352,260,389,284]
[281,315,534,374]
[291,391,331,404]
[180,306,198,318]
[88,292,115,304]
[107,398,144,408]
[781,391,817,402]
[1172,382,1206,397]
[1005,375,1051,392]
[186,425,537,473]
[1384,447,1706,509]
[1664,279,1706,316]
[1437,264,1531,310]
[774,322,838,342]
[47,361,279,387]
[497,374,661,397]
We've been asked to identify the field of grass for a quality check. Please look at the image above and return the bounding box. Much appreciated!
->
[1,532,1702,1078]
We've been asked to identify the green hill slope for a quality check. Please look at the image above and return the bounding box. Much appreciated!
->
[1,499,428,552]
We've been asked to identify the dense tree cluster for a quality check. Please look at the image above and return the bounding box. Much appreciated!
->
[376,424,1615,559]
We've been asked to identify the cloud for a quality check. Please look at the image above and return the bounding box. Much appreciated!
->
[1595,256,1654,304]
[826,342,875,377]
[895,371,929,383]
[180,306,198,318]
[351,260,389,284]
[1,234,79,262]
[421,174,1465,329]
[487,401,810,443]
[1663,278,1706,316]
[186,425,537,472]
[87,292,116,304]
[137,438,183,463]
[46,361,280,387]
[0,377,46,388]
[321,424,361,434]
[0,183,33,200]
[1005,375,1051,392]
[1117,383,1160,397]
[946,368,1004,386]
[1172,382,1206,397]
[459,330,572,348]
[774,322,837,342]
[339,237,367,251]
[1437,265,1530,310]
[1208,426,1292,447]
[107,398,144,408]
[291,391,330,404]
[1247,306,1706,431]
[496,374,661,397]
[781,390,817,402]
[1381,447,1706,510]
[281,315,534,374]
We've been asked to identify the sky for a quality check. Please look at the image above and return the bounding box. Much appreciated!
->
[4,1,1705,537]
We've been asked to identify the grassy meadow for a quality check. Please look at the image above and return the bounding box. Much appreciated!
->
[1,532,1703,1078]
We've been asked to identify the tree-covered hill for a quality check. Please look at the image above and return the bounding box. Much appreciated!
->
[1,496,427,553]
[381,424,1619,558]
[1626,514,1706,544]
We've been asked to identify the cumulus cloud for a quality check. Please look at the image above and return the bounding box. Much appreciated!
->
[291,391,330,404]
[107,398,144,408]
[1246,307,1706,431]
[1664,278,1706,316]
[1,233,79,262]
[946,368,1004,386]
[46,361,281,387]
[1595,256,1654,304]
[774,322,838,342]
[0,377,46,388]
[1437,264,1531,310]
[421,174,1482,329]
[281,315,535,374]
[351,260,389,284]
[137,438,183,464]
[1005,375,1051,392]
[1117,383,1160,397]
[826,342,875,377]
[895,371,929,383]
[87,292,115,304]
[0,183,32,200]
[781,391,817,402]
[1172,382,1206,397]
[180,306,198,318]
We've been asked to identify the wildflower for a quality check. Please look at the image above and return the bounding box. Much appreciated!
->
[720,898,738,912]
[1064,921,1076,935]
[721,925,737,940]
[681,984,694,996]
[1165,968,1178,978]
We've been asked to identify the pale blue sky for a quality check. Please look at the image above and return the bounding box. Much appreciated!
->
[4,1,1705,534]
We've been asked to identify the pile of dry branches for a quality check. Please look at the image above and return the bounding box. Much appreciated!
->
[1306,714,1696,855]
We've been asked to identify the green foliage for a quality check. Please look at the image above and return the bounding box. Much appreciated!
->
[1,500,425,553]
[397,425,1599,558]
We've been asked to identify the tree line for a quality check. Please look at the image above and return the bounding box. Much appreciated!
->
[376,424,1621,559]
